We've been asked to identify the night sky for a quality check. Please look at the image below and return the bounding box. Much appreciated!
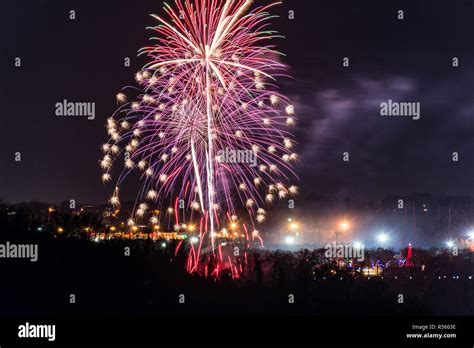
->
[1,0,474,204]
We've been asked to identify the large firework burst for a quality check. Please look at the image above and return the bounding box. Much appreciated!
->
[101,0,298,276]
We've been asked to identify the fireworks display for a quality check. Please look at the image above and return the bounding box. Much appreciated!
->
[100,0,298,277]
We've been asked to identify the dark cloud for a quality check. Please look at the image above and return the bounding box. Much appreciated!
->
[290,67,474,200]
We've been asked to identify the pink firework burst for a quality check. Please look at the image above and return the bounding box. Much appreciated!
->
[101,0,299,278]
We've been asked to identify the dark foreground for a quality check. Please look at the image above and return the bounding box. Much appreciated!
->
[0,232,473,318]
[1,232,473,345]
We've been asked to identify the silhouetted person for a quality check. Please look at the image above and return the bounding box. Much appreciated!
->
[253,252,263,286]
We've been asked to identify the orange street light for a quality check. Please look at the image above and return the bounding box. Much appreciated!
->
[339,221,350,231]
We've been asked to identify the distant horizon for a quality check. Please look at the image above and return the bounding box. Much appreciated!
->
[5,191,474,207]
